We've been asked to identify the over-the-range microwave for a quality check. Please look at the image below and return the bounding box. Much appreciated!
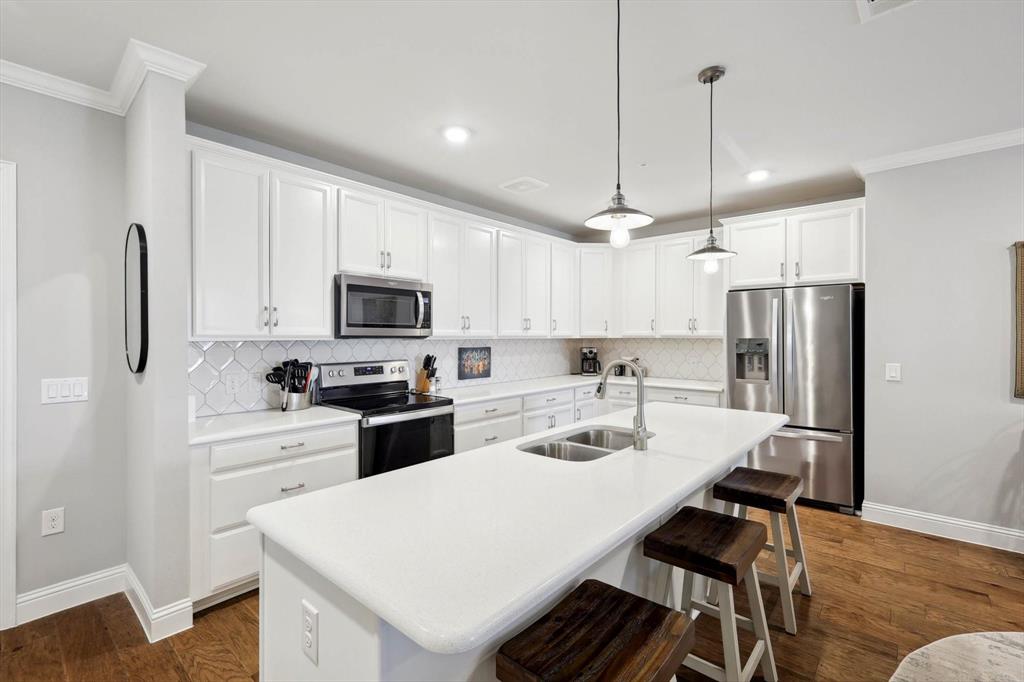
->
[333,273,433,338]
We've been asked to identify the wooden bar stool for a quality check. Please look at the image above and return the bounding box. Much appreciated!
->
[713,467,812,635]
[644,506,777,682]
[496,579,695,682]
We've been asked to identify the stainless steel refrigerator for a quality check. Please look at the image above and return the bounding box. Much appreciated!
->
[727,284,864,512]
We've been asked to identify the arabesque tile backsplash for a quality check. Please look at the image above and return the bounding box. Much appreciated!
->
[188,337,724,416]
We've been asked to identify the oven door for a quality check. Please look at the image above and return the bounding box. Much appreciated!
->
[359,406,454,477]
[335,273,432,338]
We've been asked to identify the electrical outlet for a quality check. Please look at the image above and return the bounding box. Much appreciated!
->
[301,598,319,665]
[224,372,246,395]
[42,507,64,536]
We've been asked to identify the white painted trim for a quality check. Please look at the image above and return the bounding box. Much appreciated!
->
[15,564,126,625]
[124,565,193,642]
[0,39,205,116]
[852,129,1024,177]
[718,197,865,226]
[862,502,1024,554]
[0,161,16,630]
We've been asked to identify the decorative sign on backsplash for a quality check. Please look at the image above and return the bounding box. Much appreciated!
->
[458,346,492,380]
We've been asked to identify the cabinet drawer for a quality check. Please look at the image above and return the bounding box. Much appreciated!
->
[210,424,356,472]
[454,398,522,425]
[209,524,259,590]
[454,415,522,452]
[523,389,572,412]
[604,385,637,401]
[647,388,720,407]
[574,385,599,402]
[210,449,357,532]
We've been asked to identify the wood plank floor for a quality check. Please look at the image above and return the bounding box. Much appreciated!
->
[2,505,1022,681]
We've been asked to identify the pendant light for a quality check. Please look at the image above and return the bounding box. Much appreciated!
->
[584,0,653,246]
[688,65,736,272]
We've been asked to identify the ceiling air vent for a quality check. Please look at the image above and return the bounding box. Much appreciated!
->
[499,176,549,194]
[855,0,916,23]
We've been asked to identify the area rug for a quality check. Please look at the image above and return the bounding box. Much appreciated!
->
[890,631,1024,681]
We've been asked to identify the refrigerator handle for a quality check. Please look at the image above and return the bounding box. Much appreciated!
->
[771,295,781,407]
[774,427,844,443]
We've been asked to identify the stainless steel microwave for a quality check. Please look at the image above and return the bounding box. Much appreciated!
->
[334,273,433,338]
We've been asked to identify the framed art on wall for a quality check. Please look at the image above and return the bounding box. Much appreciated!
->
[458,347,491,380]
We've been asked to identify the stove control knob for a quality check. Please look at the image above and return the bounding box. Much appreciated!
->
[338,369,345,377]
[398,366,405,374]
[328,370,335,378]
[390,366,398,374]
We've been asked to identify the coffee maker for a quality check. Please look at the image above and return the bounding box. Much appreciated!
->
[580,347,601,376]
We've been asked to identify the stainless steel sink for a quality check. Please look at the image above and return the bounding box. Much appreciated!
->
[564,427,638,451]
[517,425,655,462]
[518,441,616,462]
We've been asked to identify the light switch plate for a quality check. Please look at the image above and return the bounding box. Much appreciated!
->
[41,378,88,404]
[885,363,902,382]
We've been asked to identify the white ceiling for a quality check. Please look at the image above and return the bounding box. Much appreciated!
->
[2,0,1022,237]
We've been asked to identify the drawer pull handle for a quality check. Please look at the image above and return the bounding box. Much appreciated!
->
[280,442,305,450]
[673,396,689,401]
[617,391,631,396]
[484,408,499,413]
[546,397,557,402]
[484,436,498,442]
[280,482,306,493]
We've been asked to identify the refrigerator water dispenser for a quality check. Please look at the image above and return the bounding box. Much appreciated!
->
[735,338,770,381]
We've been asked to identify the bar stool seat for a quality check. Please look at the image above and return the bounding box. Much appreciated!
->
[714,466,813,635]
[497,579,695,682]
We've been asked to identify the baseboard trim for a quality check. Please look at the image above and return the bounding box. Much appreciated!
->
[124,565,192,642]
[15,564,127,625]
[862,501,1024,554]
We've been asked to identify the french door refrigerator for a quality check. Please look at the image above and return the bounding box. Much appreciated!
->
[727,284,864,512]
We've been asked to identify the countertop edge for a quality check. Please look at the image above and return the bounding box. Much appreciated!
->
[189,408,360,446]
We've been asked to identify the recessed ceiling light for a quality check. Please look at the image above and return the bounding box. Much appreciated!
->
[746,169,771,182]
[442,126,471,144]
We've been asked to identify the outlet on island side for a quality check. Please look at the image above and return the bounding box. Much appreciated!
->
[41,507,64,536]
[302,598,319,665]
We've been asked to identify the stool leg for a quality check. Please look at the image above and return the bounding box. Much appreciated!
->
[680,569,695,615]
[770,511,798,635]
[787,505,812,597]
[745,566,779,682]
[717,582,743,682]
[737,504,748,520]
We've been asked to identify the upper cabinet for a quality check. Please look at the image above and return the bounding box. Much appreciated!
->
[338,188,428,281]
[619,245,657,337]
[192,149,335,339]
[549,243,578,337]
[579,247,612,336]
[656,237,696,336]
[497,231,550,336]
[428,216,498,338]
[723,199,864,289]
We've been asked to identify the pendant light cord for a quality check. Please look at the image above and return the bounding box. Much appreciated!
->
[616,0,621,192]
[708,77,714,237]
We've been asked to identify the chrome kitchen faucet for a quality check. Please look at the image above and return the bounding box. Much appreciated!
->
[595,359,649,451]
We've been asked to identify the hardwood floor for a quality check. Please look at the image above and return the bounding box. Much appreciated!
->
[1,506,1021,681]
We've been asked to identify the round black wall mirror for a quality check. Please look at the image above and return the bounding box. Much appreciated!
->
[124,223,149,373]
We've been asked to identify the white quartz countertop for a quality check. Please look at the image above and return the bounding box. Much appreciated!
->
[189,406,359,446]
[438,374,724,406]
[246,402,785,655]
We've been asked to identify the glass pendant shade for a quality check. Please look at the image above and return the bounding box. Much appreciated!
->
[585,190,654,230]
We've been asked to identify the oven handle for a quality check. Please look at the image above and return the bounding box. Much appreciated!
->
[361,405,453,427]
[415,291,425,329]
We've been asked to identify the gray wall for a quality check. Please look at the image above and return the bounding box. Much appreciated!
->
[864,146,1024,530]
[0,85,126,592]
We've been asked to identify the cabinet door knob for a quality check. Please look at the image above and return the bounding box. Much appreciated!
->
[780,262,785,278]
[387,251,392,269]
[795,261,801,278]
[650,318,655,331]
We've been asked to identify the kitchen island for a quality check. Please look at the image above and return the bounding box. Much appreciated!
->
[246,401,787,681]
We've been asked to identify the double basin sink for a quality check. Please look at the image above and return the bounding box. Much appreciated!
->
[517,426,655,462]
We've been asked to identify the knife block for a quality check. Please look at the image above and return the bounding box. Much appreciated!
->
[415,369,432,394]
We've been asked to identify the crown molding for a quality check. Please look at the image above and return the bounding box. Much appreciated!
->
[0,39,205,116]
[853,128,1024,177]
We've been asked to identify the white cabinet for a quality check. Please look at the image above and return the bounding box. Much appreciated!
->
[385,201,428,280]
[724,199,864,289]
[786,205,863,285]
[192,150,270,338]
[655,236,725,337]
[498,232,550,337]
[192,149,334,339]
[579,247,612,336]
[428,216,497,337]
[269,171,335,337]
[726,218,788,288]
[619,245,657,337]
[550,243,578,337]
[337,188,385,276]
[454,396,523,453]
[575,400,596,422]
[646,387,721,407]
[522,389,574,435]
[338,189,428,280]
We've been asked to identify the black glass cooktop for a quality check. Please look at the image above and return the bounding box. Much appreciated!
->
[320,391,452,417]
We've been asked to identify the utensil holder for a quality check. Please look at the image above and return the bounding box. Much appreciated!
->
[281,390,313,412]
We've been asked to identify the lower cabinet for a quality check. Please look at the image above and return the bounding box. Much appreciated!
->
[455,414,522,452]
[190,423,358,606]
[646,387,721,407]
[523,405,574,435]
[575,400,596,422]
